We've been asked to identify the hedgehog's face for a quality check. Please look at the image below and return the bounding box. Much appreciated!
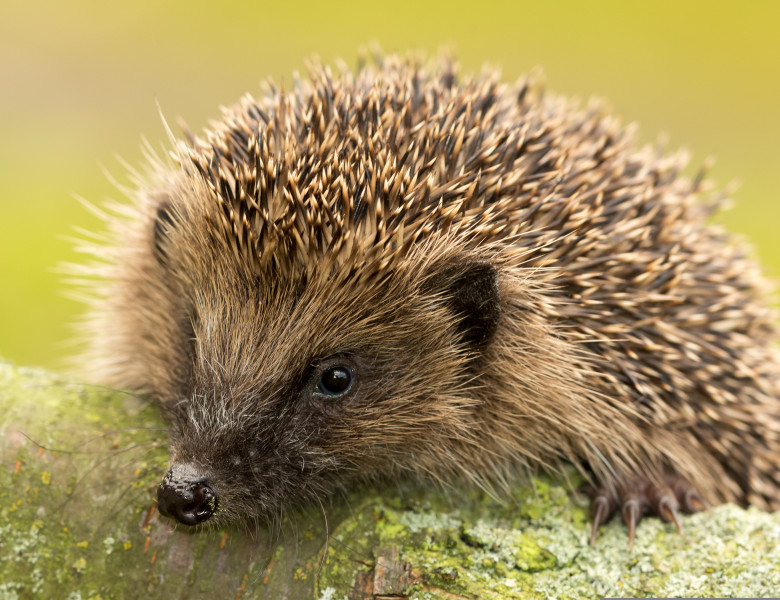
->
[147,200,502,527]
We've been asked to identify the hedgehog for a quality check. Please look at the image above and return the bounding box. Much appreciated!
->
[75,52,780,545]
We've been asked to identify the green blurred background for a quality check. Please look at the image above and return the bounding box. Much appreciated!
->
[1,0,779,371]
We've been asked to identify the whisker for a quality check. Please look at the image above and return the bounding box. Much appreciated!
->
[315,494,329,580]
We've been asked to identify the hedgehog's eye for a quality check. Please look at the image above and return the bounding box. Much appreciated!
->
[317,366,353,396]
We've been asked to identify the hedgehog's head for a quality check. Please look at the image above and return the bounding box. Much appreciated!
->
[140,110,513,525]
[86,59,541,527]
[150,192,502,526]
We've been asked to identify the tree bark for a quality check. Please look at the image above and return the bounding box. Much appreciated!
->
[2,362,780,599]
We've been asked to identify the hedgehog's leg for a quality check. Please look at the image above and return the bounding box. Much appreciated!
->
[583,473,707,546]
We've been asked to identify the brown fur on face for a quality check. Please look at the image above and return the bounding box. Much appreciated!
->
[76,53,780,527]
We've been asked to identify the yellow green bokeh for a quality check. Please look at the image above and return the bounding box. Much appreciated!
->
[1,0,779,369]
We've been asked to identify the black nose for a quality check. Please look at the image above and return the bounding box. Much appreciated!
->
[156,464,218,526]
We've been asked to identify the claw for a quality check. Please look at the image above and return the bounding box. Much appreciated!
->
[657,497,684,536]
[680,489,708,513]
[590,495,615,546]
[584,473,706,546]
[647,486,684,536]
[621,499,642,548]
[668,478,709,513]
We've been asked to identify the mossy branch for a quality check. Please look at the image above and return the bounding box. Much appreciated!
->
[1,362,779,599]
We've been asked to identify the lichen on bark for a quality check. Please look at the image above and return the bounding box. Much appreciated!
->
[1,362,779,599]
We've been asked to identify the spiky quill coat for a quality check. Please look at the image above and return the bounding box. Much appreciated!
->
[78,54,780,529]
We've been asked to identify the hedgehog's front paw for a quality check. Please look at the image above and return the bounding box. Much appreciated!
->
[582,473,708,546]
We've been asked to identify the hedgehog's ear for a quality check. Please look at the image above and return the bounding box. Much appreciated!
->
[152,199,176,266]
[428,262,501,350]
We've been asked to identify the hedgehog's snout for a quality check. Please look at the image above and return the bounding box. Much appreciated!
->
[156,463,218,526]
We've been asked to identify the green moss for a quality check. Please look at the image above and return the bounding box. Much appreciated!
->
[0,363,327,598]
[314,469,780,598]
[4,362,780,599]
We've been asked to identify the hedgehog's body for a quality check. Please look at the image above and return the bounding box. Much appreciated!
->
[81,55,780,537]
